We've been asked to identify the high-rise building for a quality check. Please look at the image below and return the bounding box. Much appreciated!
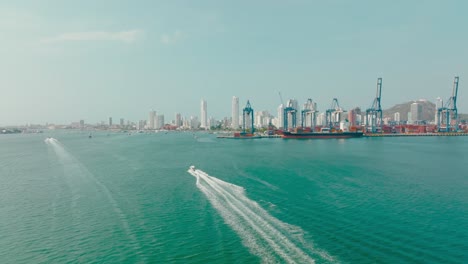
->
[109,117,113,126]
[411,102,423,123]
[175,113,182,128]
[348,109,357,126]
[149,110,156,129]
[156,115,164,129]
[200,99,207,129]
[231,96,239,129]
[394,112,400,123]
[277,104,284,129]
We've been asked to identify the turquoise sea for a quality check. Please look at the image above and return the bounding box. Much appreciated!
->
[1,131,467,263]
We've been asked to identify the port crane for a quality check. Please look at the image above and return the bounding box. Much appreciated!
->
[301,98,318,129]
[325,98,345,129]
[242,100,255,134]
[437,76,459,132]
[365,78,383,133]
[283,100,297,131]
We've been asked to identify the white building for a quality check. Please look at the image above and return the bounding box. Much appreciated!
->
[277,104,284,129]
[148,110,156,129]
[411,102,423,122]
[394,112,400,123]
[175,113,182,128]
[200,99,208,129]
[156,115,164,129]
[231,96,239,129]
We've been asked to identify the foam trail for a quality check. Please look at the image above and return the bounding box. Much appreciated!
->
[45,138,144,261]
[188,167,337,264]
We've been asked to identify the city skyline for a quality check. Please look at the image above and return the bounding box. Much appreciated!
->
[1,1,468,125]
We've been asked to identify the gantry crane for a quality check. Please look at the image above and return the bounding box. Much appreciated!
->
[365,78,383,133]
[242,100,255,134]
[325,98,345,129]
[283,100,297,131]
[437,76,459,132]
[301,98,318,129]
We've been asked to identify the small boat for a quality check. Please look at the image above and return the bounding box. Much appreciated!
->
[190,165,196,171]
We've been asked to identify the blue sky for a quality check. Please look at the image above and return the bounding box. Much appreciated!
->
[1,0,467,125]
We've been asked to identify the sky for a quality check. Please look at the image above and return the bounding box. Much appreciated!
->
[1,0,467,125]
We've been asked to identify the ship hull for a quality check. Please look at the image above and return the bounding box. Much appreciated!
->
[282,131,363,139]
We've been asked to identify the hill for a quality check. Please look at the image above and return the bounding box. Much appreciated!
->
[383,100,436,121]
[383,100,467,122]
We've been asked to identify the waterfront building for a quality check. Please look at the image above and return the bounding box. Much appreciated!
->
[394,112,400,123]
[175,113,182,128]
[411,102,423,123]
[149,110,156,129]
[348,109,357,126]
[156,115,164,129]
[231,96,239,129]
[200,99,207,129]
[277,104,284,129]
[407,112,412,124]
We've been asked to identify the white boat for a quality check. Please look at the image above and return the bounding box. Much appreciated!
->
[190,165,196,171]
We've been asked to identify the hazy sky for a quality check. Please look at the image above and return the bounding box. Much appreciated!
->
[1,0,467,125]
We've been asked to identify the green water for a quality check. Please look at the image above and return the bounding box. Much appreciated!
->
[1,131,467,263]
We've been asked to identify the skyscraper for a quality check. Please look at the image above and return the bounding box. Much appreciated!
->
[200,99,207,129]
[175,113,182,128]
[231,96,239,129]
[394,112,400,123]
[277,104,284,129]
[411,102,423,123]
[148,110,156,129]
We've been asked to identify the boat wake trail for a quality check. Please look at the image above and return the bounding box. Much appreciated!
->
[45,138,143,259]
[188,167,336,264]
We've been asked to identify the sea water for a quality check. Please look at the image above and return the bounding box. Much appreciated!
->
[1,131,467,263]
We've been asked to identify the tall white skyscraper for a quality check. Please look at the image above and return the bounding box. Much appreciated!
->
[156,115,164,129]
[175,113,182,127]
[394,112,400,123]
[200,99,208,129]
[277,104,284,129]
[148,110,156,129]
[411,102,423,122]
[231,96,239,129]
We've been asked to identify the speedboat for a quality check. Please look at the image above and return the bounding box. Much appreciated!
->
[190,165,196,171]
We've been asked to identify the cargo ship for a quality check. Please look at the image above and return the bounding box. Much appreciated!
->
[217,132,261,139]
[282,128,363,139]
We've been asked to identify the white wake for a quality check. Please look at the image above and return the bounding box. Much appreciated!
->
[188,167,336,264]
[45,138,143,260]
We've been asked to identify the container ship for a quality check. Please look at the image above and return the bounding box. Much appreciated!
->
[281,128,363,139]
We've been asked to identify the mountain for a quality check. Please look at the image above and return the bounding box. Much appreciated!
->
[383,100,436,121]
[383,100,467,122]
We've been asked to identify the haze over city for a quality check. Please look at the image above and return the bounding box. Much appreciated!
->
[1,0,467,125]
